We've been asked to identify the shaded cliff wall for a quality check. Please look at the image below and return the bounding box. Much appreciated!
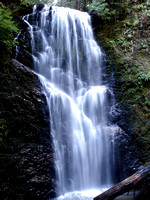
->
[91,0,150,179]
[0,1,56,199]
[0,59,56,199]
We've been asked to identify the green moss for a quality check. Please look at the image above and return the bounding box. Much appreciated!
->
[0,7,18,48]
[95,1,150,161]
[0,5,19,65]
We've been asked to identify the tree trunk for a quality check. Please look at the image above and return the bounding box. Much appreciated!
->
[76,0,80,10]
[83,0,86,11]
[94,164,150,200]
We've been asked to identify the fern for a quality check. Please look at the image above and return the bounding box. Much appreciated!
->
[0,7,18,50]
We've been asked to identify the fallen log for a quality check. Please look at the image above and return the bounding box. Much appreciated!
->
[94,163,150,200]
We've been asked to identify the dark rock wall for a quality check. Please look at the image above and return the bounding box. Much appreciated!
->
[0,5,57,198]
[14,18,34,68]
[91,1,150,181]
[0,60,56,199]
[0,59,50,143]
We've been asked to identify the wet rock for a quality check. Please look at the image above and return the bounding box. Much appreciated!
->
[16,28,34,68]
[113,129,144,182]
[36,4,45,12]
[134,179,150,200]
[0,59,56,199]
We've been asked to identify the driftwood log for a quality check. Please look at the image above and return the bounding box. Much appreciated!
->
[94,164,150,200]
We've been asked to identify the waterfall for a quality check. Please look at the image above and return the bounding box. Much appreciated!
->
[21,5,117,199]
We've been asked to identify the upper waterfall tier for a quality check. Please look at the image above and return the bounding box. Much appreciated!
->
[24,5,103,95]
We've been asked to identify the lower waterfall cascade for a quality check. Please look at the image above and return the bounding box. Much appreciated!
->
[16,4,121,199]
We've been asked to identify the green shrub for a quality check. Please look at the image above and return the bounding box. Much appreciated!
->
[0,7,18,52]
[88,0,115,21]
[21,0,53,4]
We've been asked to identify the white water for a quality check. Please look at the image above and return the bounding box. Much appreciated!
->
[22,5,116,199]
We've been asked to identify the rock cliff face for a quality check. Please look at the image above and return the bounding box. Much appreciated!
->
[0,59,56,199]
[91,0,150,178]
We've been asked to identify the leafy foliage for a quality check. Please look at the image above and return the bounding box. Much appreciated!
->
[56,0,76,9]
[0,7,18,52]
[88,0,114,20]
[88,0,126,21]
[55,0,93,11]
[21,0,53,5]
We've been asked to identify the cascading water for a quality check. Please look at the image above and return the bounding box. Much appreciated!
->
[20,5,117,199]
